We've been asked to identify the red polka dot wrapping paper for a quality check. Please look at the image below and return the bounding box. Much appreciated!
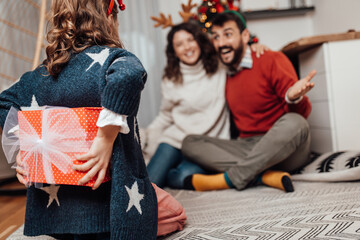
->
[18,107,111,187]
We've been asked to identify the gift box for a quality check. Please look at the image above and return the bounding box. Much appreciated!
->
[18,107,111,187]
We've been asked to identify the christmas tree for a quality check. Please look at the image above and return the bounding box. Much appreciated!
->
[196,0,241,32]
[195,0,258,43]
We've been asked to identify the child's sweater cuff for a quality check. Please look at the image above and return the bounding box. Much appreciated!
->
[102,87,140,116]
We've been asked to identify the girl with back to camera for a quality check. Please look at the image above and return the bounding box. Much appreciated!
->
[0,0,180,239]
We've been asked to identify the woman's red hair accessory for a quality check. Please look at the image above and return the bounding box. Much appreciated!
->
[107,0,125,16]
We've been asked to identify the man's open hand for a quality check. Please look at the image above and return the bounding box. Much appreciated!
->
[287,70,316,101]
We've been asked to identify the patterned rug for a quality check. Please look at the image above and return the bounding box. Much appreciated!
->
[8,182,360,240]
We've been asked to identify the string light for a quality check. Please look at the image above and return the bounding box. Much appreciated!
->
[197,0,240,32]
[200,13,207,23]
[195,0,258,44]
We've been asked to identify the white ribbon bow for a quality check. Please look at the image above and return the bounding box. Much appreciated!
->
[2,107,92,185]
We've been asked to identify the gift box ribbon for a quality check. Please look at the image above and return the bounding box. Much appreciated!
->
[2,107,93,184]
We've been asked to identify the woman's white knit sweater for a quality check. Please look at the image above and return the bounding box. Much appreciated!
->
[146,60,230,151]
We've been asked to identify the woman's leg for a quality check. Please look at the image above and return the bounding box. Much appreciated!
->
[147,143,183,188]
[167,158,208,189]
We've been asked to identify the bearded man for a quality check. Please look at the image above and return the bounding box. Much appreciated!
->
[182,11,316,192]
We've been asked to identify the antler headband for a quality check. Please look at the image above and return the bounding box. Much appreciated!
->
[107,0,126,16]
[151,0,197,29]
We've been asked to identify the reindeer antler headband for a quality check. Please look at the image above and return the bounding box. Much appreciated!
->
[151,0,197,29]
[107,0,126,16]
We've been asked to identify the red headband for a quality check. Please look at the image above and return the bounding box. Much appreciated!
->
[107,0,125,16]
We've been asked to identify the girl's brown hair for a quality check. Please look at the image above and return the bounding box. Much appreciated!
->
[164,21,219,84]
[44,0,124,77]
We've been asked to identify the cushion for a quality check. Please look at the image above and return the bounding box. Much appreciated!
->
[291,151,360,182]
[152,183,187,236]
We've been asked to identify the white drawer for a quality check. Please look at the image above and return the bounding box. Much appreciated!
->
[327,40,360,72]
[306,72,329,102]
[310,128,334,153]
[299,45,326,76]
[307,101,331,128]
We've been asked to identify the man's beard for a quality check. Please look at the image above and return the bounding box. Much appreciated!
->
[218,44,244,67]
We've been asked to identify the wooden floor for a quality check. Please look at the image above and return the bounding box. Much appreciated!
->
[0,178,27,240]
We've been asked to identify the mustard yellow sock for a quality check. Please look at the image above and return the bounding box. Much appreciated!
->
[261,170,294,192]
[190,173,230,191]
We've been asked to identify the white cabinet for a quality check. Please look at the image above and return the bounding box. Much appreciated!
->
[299,39,360,153]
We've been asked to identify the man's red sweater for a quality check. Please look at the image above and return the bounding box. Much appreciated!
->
[226,50,311,138]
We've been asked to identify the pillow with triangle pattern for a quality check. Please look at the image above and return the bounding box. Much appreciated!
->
[291,151,360,182]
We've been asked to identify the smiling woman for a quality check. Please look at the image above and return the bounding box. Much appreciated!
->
[163,22,219,84]
[144,21,231,189]
[172,30,201,66]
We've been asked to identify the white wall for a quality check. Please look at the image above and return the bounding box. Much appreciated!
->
[247,15,313,50]
[158,0,202,24]
[157,0,203,42]
[234,0,360,50]
[312,0,360,35]
[157,0,360,51]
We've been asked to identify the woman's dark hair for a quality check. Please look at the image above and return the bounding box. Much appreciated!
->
[164,21,218,84]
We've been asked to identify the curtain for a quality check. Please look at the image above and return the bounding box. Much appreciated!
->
[0,0,44,90]
[118,0,165,127]
[0,0,44,179]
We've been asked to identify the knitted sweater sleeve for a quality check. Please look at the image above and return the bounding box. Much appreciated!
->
[101,51,147,116]
[270,51,312,118]
[0,72,34,128]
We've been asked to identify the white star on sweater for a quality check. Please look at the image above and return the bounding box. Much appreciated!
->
[41,185,60,208]
[134,118,140,144]
[112,57,127,64]
[125,181,144,214]
[86,48,110,71]
[21,95,41,111]
[7,95,42,137]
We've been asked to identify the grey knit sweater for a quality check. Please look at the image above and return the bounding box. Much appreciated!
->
[146,60,230,151]
[0,46,158,239]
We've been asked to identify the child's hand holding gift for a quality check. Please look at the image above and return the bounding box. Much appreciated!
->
[15,152,29,186]
[74,125,120,190]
